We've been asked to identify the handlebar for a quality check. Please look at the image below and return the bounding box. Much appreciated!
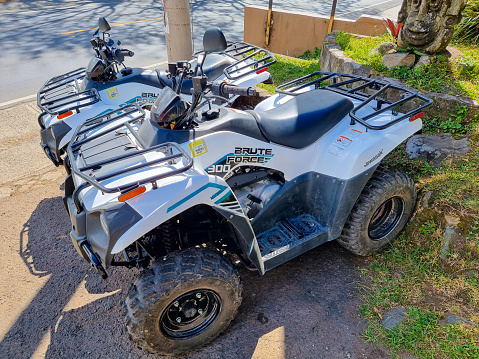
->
[219,83,258,97]
[120,49,134,57]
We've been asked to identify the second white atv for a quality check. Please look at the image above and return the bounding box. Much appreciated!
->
[37,20,275,166]
[62,36,431,355]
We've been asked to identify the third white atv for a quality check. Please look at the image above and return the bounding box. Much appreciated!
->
[62,35,431,356]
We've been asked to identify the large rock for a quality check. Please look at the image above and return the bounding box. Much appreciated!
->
[382,53,415,69]
[415,55,431,68]
[441,225,465,259]
[382,307,409,330]
[440,314,476,326]
[370,42,397,56]
[406,134,469,165]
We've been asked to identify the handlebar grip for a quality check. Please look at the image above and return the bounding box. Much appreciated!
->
[220,84,258,97]
[121,50,134,57]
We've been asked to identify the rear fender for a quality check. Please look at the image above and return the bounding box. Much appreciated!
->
[311,116,422,180]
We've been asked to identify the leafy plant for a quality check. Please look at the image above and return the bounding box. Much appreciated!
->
[383,18,402,40]
[386,56,451,93]
[423,104,477,136]
[298,46,321,60]
[440,104,468,135]
[453,0,479,45]
[396,42,429,57]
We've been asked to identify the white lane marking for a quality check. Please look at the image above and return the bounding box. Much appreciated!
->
[143,61,168,69]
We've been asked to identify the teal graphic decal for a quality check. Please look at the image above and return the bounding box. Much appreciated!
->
[167,183,230,213]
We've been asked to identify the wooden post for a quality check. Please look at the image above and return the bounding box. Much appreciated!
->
[265,0,273,46]
[327,0,338,34]
[163,0,193,62]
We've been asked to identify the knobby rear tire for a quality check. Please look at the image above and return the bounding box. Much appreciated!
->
[337,167,416,256]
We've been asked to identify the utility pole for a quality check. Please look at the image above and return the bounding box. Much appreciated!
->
[163,0,193,63]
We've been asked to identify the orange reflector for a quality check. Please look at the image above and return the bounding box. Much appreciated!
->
[256,68,268,74]
[57,110,73,120]
[409,112,424,122]
[118,186,146,202]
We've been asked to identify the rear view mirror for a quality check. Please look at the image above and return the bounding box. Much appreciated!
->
[203,27,227,53]
[98,17,111,33]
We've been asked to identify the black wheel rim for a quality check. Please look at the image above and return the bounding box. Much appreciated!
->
[160,289,222,340]
[368,197,404,240]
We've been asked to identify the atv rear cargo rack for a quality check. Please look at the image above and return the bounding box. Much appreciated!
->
[67,104,193,212]
[275,72,432,130]
[37,67,100,116]
[221,41,276,80]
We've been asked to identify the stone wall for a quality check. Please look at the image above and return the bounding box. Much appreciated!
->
[320,32,479,120]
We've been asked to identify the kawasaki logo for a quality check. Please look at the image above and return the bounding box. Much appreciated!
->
[364,149,383,167]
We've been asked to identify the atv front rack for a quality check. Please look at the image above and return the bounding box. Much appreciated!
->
[37,67,100,116]
[276,72,432,130]
[68,104,193,212]
[221,41,276,80]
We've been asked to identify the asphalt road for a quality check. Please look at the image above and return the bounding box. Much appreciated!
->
[0,0,402,103]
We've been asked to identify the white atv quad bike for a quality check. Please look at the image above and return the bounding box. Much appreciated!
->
[37,20,275,166]
[63,55,431,355]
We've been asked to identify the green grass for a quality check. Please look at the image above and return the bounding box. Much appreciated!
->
[423,104,479,137]
[363,307,479,359]
[335,32,479,100]
[257,54,321,94]
[453,0,479,45]
[297,46,322,60]
[363,127,479,357]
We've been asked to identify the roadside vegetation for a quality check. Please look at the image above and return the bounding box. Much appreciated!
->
[335,31,479,100]
[363,109,479,358]
[257,54,321,94]
[453,0,479,46]
[260,51,479,358]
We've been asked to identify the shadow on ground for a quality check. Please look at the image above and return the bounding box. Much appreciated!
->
[0,193,390,358]
[0,0,163,60]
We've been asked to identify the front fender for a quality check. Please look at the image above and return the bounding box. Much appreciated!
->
[111,172,239,253]
[57,104,115,150]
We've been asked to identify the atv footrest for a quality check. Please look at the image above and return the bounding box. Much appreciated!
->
[257,215,328,271]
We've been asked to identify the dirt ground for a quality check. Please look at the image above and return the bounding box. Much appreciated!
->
[0,102,392,359]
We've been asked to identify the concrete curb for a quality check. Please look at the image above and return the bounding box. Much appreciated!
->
[0,94,37,110]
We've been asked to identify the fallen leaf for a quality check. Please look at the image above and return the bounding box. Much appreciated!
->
[373,307,383,319]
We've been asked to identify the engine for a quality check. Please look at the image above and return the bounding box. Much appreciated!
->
[234,178,282,218]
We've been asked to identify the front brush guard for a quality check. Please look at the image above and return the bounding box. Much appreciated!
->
[67,104,193,213]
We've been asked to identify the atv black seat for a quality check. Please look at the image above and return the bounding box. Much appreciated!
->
[251,90,354,149]
[156,54,234,95]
